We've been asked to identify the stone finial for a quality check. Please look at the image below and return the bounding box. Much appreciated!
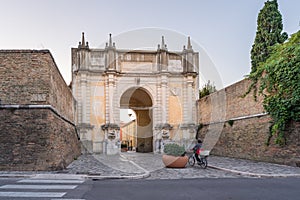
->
[79,32,89,49]
[161,36,167,51]
[106,33,116,50]
[82,32,85,47]
[109,33,112,47]
[187,36,193,50]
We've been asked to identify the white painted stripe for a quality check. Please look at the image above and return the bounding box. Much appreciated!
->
[18,179,84,184]
[52,199,85,200]
[0,184,77,190]
[0,192,66,197]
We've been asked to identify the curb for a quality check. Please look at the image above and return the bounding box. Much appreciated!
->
[0,172,150,180]
[87,172,150,180]
[0,157,151,180]
[0,174,34,178]
[209,165,300,178]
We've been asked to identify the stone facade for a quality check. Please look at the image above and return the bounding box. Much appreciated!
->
[0,50,81,170]
[197,79,300,166]
[72,33,199,154]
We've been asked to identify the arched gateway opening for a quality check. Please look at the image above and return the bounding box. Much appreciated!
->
[72,33,199,154]
[120,87,153,153]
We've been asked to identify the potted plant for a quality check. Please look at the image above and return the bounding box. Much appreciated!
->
[162,143,188,168]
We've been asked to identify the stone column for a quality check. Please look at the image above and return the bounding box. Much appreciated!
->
[187,76,193,123]
[108,74,114,123]
[81,74,87,123]
[105,77,109,124]
[161,75,167,123]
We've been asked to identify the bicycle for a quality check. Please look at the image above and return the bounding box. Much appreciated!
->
[188,149,209,169]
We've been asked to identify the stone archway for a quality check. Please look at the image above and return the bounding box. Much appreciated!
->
[120,87,153,153]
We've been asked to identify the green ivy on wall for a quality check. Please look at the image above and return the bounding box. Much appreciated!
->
[247,31,300,145]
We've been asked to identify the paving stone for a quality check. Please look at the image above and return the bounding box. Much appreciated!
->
[65,152,300,179]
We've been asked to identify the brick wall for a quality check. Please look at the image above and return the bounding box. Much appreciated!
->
[0,50,50,105]
[0,109,80,171]
[47,53,75,121]
[198,79,265,124]
[0,50,80,170]
[197,79,300,167]
[0,50,74,121]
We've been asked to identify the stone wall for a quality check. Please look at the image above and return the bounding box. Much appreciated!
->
[0,50,80,170]
[0,109,80,171]
[197,79,300,167]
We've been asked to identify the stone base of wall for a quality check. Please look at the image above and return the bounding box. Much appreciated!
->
[198,116,300,167]
[0,109,81,171]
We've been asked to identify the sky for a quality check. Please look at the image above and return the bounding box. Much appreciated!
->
[1,0,299,89]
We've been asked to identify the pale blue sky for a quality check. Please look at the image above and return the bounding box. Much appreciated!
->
[1,0,299,88]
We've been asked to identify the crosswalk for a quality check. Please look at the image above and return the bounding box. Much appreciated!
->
[0,177,86,199]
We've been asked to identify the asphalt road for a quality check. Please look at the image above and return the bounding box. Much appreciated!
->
[86,178,300,200]
[0,177,300,200]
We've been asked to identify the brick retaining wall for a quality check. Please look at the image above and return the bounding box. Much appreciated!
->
[0,109,81,171]
[0,50,80,170]
[197,79,300,167]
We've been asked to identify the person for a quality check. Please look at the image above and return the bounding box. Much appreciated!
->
[192,139,202,164]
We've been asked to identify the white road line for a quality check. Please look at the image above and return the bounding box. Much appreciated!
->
[0,184,77,190]
[18,179,84,184]
[52,199,85,200]
[0,191,66,197]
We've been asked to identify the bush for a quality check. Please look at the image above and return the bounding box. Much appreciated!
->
[163,143,185,156]
[199,80,217,98]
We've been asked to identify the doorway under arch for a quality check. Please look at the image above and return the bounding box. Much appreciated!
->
[120,87,153,153]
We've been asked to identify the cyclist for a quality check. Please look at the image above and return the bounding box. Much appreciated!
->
[192,139,202,164]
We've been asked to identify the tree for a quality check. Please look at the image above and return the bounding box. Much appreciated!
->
[250,0,288,73]
[199,80,217,98]
[249,31,300,145]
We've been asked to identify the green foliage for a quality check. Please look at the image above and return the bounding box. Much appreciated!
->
[163,143,186,156]
[250,0,287,73]
[199,80,217,98]
[248,31,300,145]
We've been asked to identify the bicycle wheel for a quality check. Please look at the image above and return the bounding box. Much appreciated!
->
[188,155,195,166]
[200,157,208,169]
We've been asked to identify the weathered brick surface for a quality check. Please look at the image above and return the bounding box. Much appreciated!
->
[0,50,80,170]
[0,50,50,105]
[197,79,300,166]
[198,79,265,124]
[0,109,80,171]
[0,50,74,121]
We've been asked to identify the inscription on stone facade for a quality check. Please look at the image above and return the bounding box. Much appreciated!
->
[91,52,105,68]
[168,60,182,72]
[121,62,153,72]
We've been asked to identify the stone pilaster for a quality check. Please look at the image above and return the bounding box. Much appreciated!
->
[80,74,87,123]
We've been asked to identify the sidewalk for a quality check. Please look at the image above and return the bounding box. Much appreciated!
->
[1,153,300,179]
[58,152,300,179]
